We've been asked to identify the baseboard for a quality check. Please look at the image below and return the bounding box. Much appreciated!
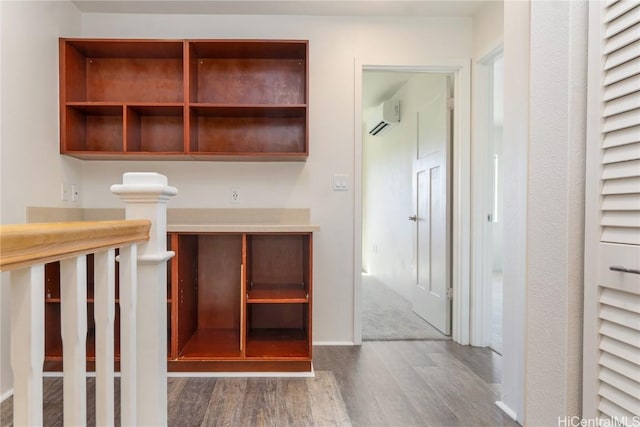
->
[495,401,518,422]
[43,372,121,378]
[0,388,13,403]
[313,341,355,346]
[167,370,315,378]
[43,370,315,379]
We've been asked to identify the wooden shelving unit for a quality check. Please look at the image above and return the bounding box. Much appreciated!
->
[59,38,309,161]
[169,232,313,371]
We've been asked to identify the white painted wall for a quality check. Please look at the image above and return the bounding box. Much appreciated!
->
[525,1,586,422]
[501,1,587,423]
[473,1,504,60]
[363,73,448,301]
[0,0,82,398]
[78,13,473,343]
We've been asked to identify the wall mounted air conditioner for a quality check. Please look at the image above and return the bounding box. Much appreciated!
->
[367,100,400,136]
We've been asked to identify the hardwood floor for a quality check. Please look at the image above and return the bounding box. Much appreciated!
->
[1,341,519,427]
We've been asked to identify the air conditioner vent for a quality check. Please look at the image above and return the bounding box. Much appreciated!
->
[367,100,400,136]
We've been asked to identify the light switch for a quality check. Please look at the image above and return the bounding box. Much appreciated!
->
[333,174,349,191]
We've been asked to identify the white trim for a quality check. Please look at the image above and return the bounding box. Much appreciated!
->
[43,371,121,378]
[582,1,604,419]
[495,400,518,421]
[42,370,315,378]
[354,57,363,345]
[471,46,504,347]
[0,388,13,403]
[167,371,315,378]
[354,58,472,345]
[313,341,355,346]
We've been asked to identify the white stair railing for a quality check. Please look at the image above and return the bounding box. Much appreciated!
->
[0,172,176,426]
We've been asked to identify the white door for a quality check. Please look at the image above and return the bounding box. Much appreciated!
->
[583,1,640,420]
[412,75,451,335]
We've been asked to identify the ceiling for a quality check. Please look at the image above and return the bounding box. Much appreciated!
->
[72,0,490,17]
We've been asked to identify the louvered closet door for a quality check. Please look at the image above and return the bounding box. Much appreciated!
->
[590,0,640,422]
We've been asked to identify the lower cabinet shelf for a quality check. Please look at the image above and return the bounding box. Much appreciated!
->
[246,328,310,358]
[178,328,242,359]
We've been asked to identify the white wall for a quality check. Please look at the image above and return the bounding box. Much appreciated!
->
[473,1,504,60]
[78,13,473,343]
[363,73,448,301]
[525,1,586,422]
[501,1,587,424]
[0,0,82,398]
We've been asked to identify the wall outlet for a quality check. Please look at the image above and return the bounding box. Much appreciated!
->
[71,184,80,202]
[230,187,240,204]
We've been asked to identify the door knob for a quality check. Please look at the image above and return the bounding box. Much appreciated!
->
[408,215,417,222]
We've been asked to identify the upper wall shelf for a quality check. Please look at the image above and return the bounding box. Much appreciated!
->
[59,38,309,161]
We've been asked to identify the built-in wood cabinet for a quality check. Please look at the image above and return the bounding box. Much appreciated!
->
[170,232,312,372]
[44,231,313,372]
[59,38,309,161]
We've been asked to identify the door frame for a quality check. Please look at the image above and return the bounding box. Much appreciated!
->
[353,58,471,345]
[470,46,504,347]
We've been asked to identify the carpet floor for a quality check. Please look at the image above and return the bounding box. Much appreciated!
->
[362,274,450,341]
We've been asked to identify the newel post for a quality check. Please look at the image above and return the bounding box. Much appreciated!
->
[111,173,177,426]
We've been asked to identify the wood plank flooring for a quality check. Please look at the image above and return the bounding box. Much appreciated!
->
[1,341,518,426]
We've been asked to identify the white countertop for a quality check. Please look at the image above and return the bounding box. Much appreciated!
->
[167,223,320,233]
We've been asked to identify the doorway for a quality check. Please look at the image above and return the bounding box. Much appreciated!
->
[355,61,472,345]
[361,71,452,340]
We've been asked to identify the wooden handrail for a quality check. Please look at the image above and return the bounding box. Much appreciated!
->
[0,220,150,271]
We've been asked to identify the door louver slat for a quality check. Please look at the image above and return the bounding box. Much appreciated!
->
[604,39,640,70]
[602,142,640,163]
[605,5,640,37]
[604,56,640,85]
[601,194,640,211]
[605,0,638,23]
[603,125,640,148]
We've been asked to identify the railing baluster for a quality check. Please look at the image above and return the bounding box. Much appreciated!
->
[60,256,87,426]
[1,218,153,427]
[112,172,176,426]
[118,244,137,426]
[94,249,116,426]
[10,264,44,426]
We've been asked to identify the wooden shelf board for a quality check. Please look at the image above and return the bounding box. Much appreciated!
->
[247,283,308,303]
[246,328,309,358]
[189,153,308,161]
[179,328,242,359]
[63,152,188,161]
